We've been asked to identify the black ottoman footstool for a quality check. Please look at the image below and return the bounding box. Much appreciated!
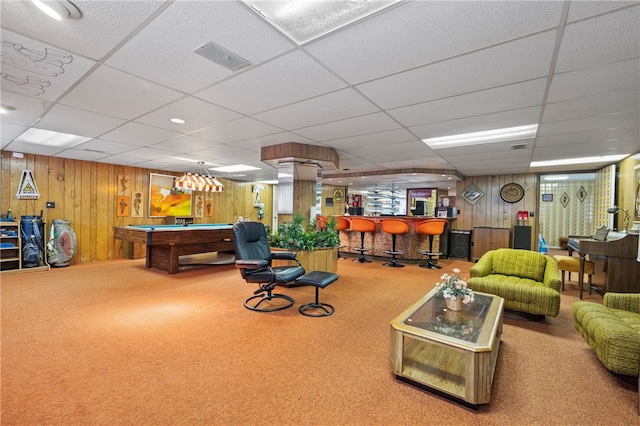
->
[295,271,338,317]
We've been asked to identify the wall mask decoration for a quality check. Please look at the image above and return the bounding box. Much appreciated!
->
[561,192,570,208]
[577,186,587,203]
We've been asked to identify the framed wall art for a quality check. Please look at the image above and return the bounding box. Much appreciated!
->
[148,173,192,218]
[460,185,485,206]
[500,183,524,203]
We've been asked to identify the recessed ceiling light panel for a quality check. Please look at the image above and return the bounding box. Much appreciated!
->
[531,154,629,168]
[211,165,260,173]
[243,0,403,45]
[32,0,81,20]
[422,124,538,149]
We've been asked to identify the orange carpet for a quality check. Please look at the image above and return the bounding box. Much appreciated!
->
[1,254,637,425]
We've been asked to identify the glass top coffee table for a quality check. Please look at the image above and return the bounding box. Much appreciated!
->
[390,287,504,407]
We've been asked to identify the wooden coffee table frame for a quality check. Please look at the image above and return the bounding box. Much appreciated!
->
[390,288,504,407]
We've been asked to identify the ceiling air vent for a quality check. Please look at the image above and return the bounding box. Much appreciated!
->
[511,143,527,150]
[194,41,251,71]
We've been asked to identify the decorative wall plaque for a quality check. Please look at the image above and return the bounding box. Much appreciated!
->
[460,185,485,206]
[577,186,587,203]
[500,183,524,203]
[561,192,570,208]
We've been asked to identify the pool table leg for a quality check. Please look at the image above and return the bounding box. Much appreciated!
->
[168,243,179,274]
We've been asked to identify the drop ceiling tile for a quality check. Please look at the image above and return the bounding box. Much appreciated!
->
[1,30,96,102]
[0,1,165,60]
[345,140,429,163]
[53,148,109,161]
[538,111,639,137]
[533,138,638,160]
[555,6,640,73]
[72,138,136,155]
[190,118,282,143]
[120,147,175,160]
[542,90,639,123]
[436,140,534,158]
[306,1,562,84]
[150,134,220,154]
[136,96,243,133]
[60,65,183,120]
[106,1,294,93]
[233,132,315,151]
[0,92,50,127]
[3,141,64,156]
[34,104,126,138]
[294,112,401,142]
[409,106,541,140]
[195,50,346,115]
[567,1,639,23]
[357,32,557,110]
[95,155,144,166]
[0,122,28,143]
[320,128,417,151]
[192,144,257,160]
[254,88,379,130]
[389,79,548,127]
[547,58,640,103]
[100,122,180,145]
[536,127,639,146]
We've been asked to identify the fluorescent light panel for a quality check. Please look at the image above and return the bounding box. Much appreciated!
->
[422,124,538,149]
[243,0,402,45]
[210,164,260,173]
[531,154,629,168]
[16,128,91,147]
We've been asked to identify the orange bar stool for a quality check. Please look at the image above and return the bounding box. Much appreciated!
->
[380,218,410,267]
[416,219,448,269]
[335,217,351,259]
[350,217,377,263]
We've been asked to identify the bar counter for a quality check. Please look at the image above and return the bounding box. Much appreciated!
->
[336,216,456,262]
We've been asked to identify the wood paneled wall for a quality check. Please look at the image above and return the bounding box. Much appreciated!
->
[618,153,640,222]
[455,174,539,249]
[1,151,272,265]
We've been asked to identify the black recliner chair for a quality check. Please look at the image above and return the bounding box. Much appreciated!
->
[233,221,305,312]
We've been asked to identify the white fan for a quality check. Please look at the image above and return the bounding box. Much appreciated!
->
[47,219,77,267]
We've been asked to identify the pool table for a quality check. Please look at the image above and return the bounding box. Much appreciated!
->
[114,223,235,274]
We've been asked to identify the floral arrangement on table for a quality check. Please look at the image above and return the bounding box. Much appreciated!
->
[435,268,475,305]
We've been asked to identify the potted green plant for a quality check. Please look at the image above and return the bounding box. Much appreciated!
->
[267,213,339,273]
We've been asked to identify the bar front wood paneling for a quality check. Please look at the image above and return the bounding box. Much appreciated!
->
[335,216,456,261]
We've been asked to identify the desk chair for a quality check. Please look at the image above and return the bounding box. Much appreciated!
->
[416,219,448,269]
[381,218,409,267]
[233,222,305,312]
[350,217,377,263]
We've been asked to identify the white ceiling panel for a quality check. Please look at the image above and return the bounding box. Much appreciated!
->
[294,112,401,142]
[538,111,639,137]
[389,79,548,128]
[149,134,220,154]
[232,132,316,151]
[192,144,258,162]
[254,88,379,130]
[195,50,347,115]
[547,58,640,103]
[356,32,557,110]
[1,123,28,144]
[536,127,640,147]
[0,92,50,127]
[34,104,126,138]
[1,30,96,102]
[4,140,64,156]
[54,148,109,161]
[190,118,282,143]
[555,6,640,73]
[566,1,639,23]
[410,107,541,140]
[59,66,183,119]
[345,140,430,163]
[105,1,294,94]
[542,90,640,123]
[0,1,165,60]
[72,138,138,155]
[533,138,638,160]
[99,122,180,146]
[306,1,562,84]
[320,128,418,151]
[135,96,243,133]
[119,147,175,160]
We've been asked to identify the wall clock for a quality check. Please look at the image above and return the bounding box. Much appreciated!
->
[500,183,524,203]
